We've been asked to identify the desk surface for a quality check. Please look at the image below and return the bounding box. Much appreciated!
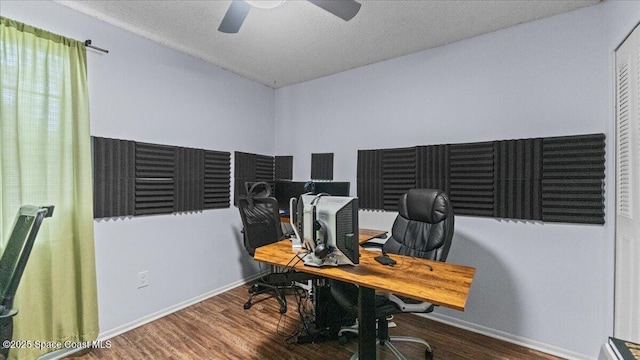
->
[254,239,475,312]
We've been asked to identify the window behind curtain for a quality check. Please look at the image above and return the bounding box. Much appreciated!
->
[0,16,99,360]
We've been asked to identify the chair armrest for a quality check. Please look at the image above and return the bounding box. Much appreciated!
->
[0,306,18,319]
[385,293,434,313]
[361,241,384,251]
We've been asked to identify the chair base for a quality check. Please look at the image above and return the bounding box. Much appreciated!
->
[244,282,288,314]
[244,271,320,314]
[338,323,433,360]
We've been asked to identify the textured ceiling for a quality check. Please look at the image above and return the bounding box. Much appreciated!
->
[54,0,599,88]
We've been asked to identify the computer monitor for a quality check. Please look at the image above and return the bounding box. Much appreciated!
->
[314,182,350,197]
[297,194,359,267]
[274,180,309,212]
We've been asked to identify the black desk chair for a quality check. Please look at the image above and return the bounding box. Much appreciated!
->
[331,188,454,360]
[238,182,290,314]
[0,205,54,359]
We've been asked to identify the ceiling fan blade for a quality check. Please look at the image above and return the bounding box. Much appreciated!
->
[218,1,252,33]
[307,0,361,21]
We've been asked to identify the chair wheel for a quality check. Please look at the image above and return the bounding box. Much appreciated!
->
[279,305,287,314]
[425,348,433,360]
[338,335,348,345]
[244,302,252,310]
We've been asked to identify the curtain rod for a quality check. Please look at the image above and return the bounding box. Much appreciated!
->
[84,40,109,54]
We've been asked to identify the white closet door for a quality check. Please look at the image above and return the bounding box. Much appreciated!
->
[615,23,640,343]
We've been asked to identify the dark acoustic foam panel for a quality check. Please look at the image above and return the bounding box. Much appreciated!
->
[311,153,334,180]
[382,147,416,211]
[356,133,605,225]
[449,142,495,217]
[416,145,450,194]
[541,134,605,224]
[234,152,255,206]
[93,137,135,218]
[275,156,293,180]
[234,152,256,180]
[93,136,230,218]
[357,149,383,210]
[204,150,231,209]
[494,139,543,220]
[175,147,204,213]
[256,155,275,184]
[135,142,176,216]
[256,155,275,200]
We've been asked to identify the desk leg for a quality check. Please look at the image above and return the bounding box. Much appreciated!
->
[358,286,376,360]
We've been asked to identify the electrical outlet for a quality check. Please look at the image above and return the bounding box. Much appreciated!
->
[137,271,149,288]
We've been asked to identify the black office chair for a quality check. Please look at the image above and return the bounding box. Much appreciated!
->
[243,181,272,199]
[237,182,290,314]
[331,188,454,360]
[0,205,54,359]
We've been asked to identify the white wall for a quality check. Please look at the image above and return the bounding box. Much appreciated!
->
[274,2,639,358]
[1,0,275,337]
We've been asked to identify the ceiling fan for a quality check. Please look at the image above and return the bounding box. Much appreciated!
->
[218,0,362,34]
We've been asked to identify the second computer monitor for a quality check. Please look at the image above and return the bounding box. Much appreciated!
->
[275,181,351,212]
[274,180,308,212]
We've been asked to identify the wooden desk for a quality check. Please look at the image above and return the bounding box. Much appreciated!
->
[254,240,475,359]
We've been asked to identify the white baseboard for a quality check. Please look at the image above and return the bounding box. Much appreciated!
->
[39,274,265,360]
[598,343,617,360]
[96,276,258,341]
[420,313,595,360]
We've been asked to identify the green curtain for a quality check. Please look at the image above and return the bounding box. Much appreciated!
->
[0,16,99,360]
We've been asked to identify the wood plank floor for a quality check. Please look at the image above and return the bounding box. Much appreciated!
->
[67,284,565,360]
